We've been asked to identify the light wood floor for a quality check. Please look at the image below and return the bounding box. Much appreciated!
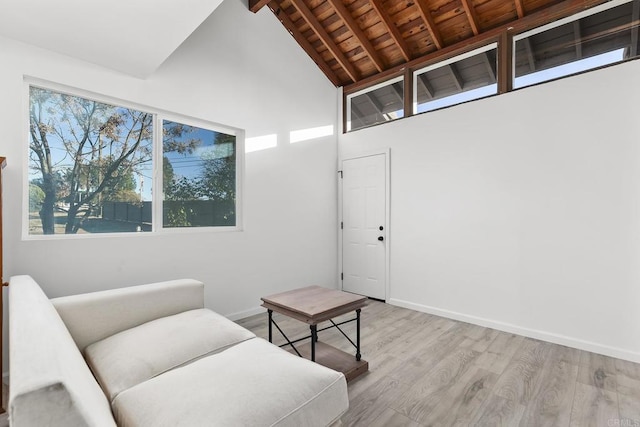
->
[237,300,640,427]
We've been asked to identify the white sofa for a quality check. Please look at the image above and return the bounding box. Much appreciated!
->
[8,275,349,426]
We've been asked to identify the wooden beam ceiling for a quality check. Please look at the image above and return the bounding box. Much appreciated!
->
[369,0,412,62]
[460,0,481,36]
[250,0,618,88]
[415,0,444,49]
[331,0,386,72]
[267,1,341,86]
[289,0,360,83]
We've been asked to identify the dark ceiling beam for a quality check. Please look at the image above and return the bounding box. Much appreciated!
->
[482,52,497,83]
[514,0,525,18]
[523,38,536,71]
[415,0,444,49]
[267,1,341,86]
[391,82,404,102]
[447,64,463,91]
[329,0,386,72]
[369,0,412,62]
[460,0,481,35]
[417,73,435,99]
[351,102,365,120]
[573,21,583,59]
[249,0,270,13]
[289,0,360,83]
[631,0,639,57]
[365,92,385,113]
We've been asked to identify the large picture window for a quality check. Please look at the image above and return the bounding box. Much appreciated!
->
[27,84,242,236]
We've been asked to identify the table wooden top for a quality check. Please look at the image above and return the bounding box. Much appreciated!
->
[261,286,367,324]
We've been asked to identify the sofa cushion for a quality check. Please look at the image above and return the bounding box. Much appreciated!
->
[112,338,349,427]
[85,308,256,401]
[8,275,117,427]
[52,278,205,352]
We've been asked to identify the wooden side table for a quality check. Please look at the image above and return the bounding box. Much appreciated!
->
[261,286,368,382]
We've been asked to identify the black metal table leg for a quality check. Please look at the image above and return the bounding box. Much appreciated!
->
[268,309,273,343]
[356,308,361,361]
[310,324,317,361]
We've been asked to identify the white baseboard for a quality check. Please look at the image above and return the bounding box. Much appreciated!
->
[225,306,264,322]
[388,298,640,364]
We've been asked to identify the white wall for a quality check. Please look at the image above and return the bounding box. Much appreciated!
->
[340,60,640,363]
[0,0,338,336]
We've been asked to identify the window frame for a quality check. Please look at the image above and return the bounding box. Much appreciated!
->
[157,114,243,233]
[23,77,244,240]
[342,0,640,134]
[345,75,404,132]
[512,0,636,88]
[412,42,498,115]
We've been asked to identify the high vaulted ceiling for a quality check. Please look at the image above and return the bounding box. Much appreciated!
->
[249,0,611,87]
[0,0,224,78]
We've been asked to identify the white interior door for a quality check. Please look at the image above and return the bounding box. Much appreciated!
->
[341,153,387,300]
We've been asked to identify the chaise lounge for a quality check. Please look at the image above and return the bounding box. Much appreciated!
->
[8,275,349,426]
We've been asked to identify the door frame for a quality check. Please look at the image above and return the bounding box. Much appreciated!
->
[338,148,391,301]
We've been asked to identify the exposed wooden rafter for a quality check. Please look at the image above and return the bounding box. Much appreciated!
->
[249,0,270,13]
[344,0,611,93]
[331,0,386,72]
[267,1,341,86]
[369,0,412,62]
[514,0,525,18]
[289,0,360,83]
[460,0,481,35]
[415,0,444,49]
[254,0,615,88]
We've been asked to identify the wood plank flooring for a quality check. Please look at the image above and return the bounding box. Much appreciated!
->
[237,300,640,427]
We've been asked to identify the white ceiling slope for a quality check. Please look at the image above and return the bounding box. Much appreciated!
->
[0,0,224,78]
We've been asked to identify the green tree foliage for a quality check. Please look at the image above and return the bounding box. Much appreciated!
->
[199,133,236,202]
[162,123,236,227]
[29,183,45,212]
[29,87,152,234]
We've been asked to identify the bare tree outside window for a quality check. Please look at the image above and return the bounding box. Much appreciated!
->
[28,87,153,234]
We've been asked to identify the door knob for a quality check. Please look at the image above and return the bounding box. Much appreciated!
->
[378,236,384,241]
